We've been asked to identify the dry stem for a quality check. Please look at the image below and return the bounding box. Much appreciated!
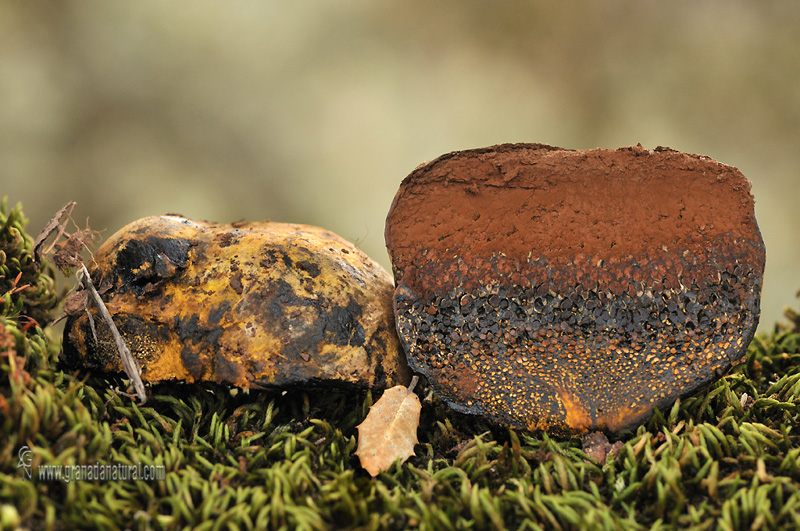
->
[78,263,147,402]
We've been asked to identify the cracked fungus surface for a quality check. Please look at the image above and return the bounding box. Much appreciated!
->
[63,215,410,390]
[386,143,766,435]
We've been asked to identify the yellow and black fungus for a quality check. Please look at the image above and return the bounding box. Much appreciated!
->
[63,215,410,390]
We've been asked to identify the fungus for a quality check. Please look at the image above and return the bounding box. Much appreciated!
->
[385,143,765,435]
[63,215,411,391]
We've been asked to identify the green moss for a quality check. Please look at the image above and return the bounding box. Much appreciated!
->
[0,198,60,327]
[2,199,800,530]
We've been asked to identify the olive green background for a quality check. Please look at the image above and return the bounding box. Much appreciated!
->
[1,2,798,330]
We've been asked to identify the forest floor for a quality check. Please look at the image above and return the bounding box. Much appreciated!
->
[2,200,800,531]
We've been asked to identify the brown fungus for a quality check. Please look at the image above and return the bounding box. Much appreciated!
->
[62,215,410,391]
[385,143,765,435]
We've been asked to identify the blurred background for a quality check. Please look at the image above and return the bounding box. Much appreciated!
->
[1,1,797,330]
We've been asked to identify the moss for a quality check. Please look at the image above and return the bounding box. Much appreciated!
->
[0,198,60,328]
[2,199,800,530]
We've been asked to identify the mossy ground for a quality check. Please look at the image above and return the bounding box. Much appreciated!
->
[2,200,800,530]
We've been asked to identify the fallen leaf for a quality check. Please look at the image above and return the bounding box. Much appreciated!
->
[356,376,421,476]
[33,201,75,266]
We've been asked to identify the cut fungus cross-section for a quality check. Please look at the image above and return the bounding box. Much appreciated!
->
[385,143,766,435]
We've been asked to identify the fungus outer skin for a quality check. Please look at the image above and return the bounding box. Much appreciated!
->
[63,215,410,391]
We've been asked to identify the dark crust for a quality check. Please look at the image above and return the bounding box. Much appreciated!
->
[386,143,766,435]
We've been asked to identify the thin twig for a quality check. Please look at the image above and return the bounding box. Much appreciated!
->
[85,307,98,343]
[408,375,419,394]
[78,263,147,403]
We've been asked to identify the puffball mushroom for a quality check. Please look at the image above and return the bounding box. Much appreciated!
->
[62,215,411,391]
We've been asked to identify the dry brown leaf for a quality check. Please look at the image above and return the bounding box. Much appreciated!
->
[355,376,421,476]
[33,201,75,267]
